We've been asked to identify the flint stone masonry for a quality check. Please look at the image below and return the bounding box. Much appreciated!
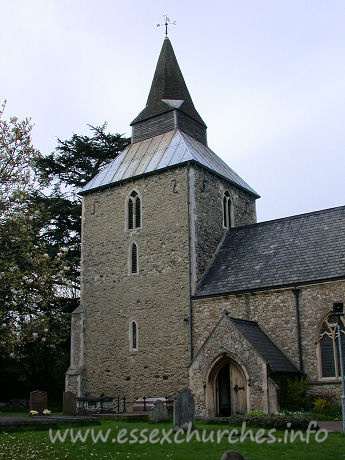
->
[150,400,169,422]
[79,167,191,402]
[192,280,345,406]
[173,387,195,430]
[189,315,268,416]
[68,161,258,404]
[192,165,257,285]
[193,291,299,368]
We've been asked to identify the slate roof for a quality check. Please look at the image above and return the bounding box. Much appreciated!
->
[131,37,206,127]
[229,317,299,373]
[80,130,258,196]
[195,206,345,297]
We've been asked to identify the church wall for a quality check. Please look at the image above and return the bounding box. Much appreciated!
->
[298,280,345,402]
[193,290,300,362]
[192,165,257,284]
[189,315,267,416]
[80,166,192,403]
[192,279,345,405]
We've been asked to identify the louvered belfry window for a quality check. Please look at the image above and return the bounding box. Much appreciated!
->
[223,191,232,229]
[319,314,345,378]
[131,242,138,274]
[127,191,141,230]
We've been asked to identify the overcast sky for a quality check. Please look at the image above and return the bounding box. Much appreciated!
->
[1,0,344,222]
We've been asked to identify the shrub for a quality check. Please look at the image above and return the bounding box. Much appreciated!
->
[226,413,316,430]
[311,395,341,419]
[312,398,330,413]
[248,410,264,416]
[280,376,310,411]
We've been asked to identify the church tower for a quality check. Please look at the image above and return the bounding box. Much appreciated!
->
[66,38,259,401]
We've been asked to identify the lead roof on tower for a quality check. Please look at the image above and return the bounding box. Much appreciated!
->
[130,37,206,127]
[80,130,259,196]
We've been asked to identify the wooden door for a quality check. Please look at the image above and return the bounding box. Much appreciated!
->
[230,363,247,414]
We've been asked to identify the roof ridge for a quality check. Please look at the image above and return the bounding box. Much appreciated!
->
[195,202,345,298]
[230,204,345,231]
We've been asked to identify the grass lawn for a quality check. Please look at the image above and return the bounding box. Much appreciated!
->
[0,418,344,459]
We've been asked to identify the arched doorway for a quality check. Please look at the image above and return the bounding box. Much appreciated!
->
[207,354,248,416]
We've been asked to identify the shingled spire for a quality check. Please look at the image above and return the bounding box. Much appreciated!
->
[131,37,207,145]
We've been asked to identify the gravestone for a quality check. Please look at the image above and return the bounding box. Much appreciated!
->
[173,387,195,430]
[221,451,247,460]
[29,390,47,414]
[150,400,169,422]
[63,391,77,416]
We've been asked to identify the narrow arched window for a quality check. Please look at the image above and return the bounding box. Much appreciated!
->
[135,196,141,228]
[319,314,345,378]
[223,195,228,227]
[127,191,141,230]
[223,191,232,229]
[129,321,138,350]
[128,197,134,230]
[130,242,138,274]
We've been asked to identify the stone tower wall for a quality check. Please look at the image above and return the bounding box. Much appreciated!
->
[191,165,257,286]
[80,167,192,402]
[72,159,258,403]
[76,161,258,403]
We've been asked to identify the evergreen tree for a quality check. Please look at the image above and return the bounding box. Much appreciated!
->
[33,124,130,297]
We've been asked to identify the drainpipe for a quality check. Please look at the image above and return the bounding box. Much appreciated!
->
[186,163,194,360]
[293,288,304,374]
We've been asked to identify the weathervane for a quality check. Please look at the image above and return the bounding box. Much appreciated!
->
[157,14,176,37]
